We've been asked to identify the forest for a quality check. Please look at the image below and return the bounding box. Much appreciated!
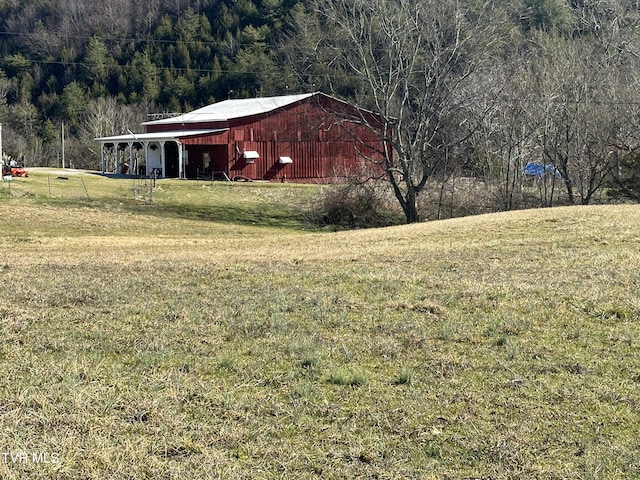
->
[0,0,303,169]
[2,0,640,217]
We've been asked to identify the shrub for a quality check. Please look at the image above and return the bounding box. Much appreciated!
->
[306,182,402,229]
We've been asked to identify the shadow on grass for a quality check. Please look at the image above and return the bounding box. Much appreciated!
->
[46,190,310,230]
[25,175,314,230]
[40,196,309,230]
[136,200,309,229]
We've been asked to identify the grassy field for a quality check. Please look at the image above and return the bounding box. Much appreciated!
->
[1,170,640,479]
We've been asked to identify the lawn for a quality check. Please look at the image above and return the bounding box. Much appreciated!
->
[1,171,639,478]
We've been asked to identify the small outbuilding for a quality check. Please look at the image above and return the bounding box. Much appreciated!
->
[96,92,385,182]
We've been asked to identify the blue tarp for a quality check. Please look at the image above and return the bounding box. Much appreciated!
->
[523,162,562,179]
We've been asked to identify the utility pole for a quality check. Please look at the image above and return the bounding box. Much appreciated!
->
[0,123,3,166]
[61,121,65,169]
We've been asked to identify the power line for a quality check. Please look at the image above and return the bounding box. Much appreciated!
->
[5,56,640,106]
[4,57,314,82]
[0,29,267,49]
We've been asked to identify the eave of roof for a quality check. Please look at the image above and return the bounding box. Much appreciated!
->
[95,129,227,143]
[141,92,318,126]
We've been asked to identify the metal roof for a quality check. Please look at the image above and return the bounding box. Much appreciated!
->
[141,93,317,126]
[95,129,227,143]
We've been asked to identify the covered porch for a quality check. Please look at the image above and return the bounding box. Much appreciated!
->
[95,129,225,178]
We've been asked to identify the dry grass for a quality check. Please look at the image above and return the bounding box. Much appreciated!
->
[1,172,640,478]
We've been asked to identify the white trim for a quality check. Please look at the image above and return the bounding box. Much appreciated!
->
[95,129,227,143]
[278,156,293,164]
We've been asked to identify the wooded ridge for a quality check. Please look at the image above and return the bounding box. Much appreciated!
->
[2,0,640,215]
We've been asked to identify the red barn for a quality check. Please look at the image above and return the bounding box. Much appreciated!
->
[96,92,385,182]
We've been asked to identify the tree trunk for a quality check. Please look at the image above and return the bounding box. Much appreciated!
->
[403,188,420,223]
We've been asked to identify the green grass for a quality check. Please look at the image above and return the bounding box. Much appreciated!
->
[1,168,317,234]
[1,170,640,478]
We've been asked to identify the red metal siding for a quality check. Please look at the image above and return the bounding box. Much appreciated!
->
[289,142,323,179]
[180,130,229,145]
[146,121,228,133]
[227,98,384,181]
[152,94,386,182]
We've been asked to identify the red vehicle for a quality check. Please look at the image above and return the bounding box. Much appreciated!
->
[2,163,28,177]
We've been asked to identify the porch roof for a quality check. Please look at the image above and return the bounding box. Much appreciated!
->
[95,129,227,143]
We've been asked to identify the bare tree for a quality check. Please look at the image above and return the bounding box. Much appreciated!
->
[291,0,509,223]
[0,71,12,106]
[77,96,146,170]
[466,63,539,211]
[530,35,625,205]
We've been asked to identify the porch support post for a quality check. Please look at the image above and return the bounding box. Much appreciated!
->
[115,144,120,175]
[128,141,135,175]
[100,142,106,173]
[177,141,183,179]
[142,141,150,176]
[160,140,166,178]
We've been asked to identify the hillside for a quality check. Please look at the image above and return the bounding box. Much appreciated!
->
[2,0,640,215]
[1,175,639,478]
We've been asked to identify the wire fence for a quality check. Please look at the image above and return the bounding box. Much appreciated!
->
[0,171,165,205]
